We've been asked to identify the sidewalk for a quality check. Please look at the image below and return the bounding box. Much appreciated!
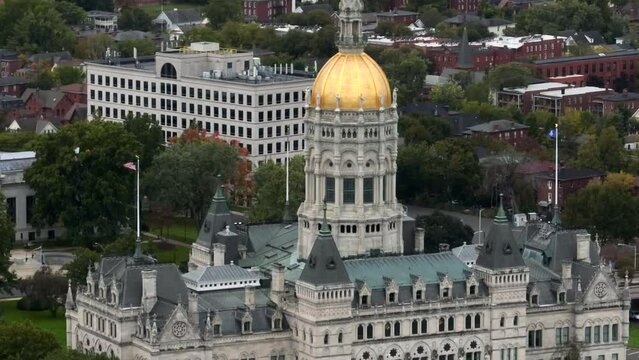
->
[9,249,65,279]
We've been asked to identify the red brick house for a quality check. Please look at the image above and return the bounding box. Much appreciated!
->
[21,88,74,121]
[531,49,639,89]
[448,0,480,12]
[466,119,529,146]
[535,168,606,208]
[0,76,29,97]
[59,83,87,104]
[245,0,292,22]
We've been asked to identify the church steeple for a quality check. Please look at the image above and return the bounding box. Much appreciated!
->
[456,26,473,70]
[298,204,350,286]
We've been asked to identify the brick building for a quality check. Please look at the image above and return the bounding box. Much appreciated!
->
[466,119,529,146]
[0,76,29,97]
[59,83,88,105]
[591,91,639,117]
[244,0,292,22]
[536,168,606,208]
[532,86,608,116]
[20,89,74,121]
[376,10,418,25]
[497,82,568,114]
[448,0,480,12]
[531,49,639,89]
[426,35,564,74]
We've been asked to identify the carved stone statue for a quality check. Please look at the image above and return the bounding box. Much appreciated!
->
[305,87,311,106]
[335,93,341,109]
[392,87,398,105]
[359,94,364,109]
[316,93,321,108]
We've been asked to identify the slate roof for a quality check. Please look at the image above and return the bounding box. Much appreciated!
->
[298,4,335,14]
[475,196,526,270]
[21,88,65,109]
[595,91,639,102]
[444,14,481,25]
[0,76,29,87]
[163,8,204,25]
[536,168,605,181]
[452,242,479,264]
[344,252,468,287]
[467,119,528,133]
[298,213,350,286]
[0,155,35,173]
[195,185,249,263]
[58,83,87,95]
[28,51,72,64]
[240,222,301,281]
[183,264,259,284]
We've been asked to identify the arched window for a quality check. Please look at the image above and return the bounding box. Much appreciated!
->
[412,320,419,335]
[385,322,392,337]
[474,314,481,328]
[465,315,472,330]
[366,324,373,339]
[500,316,505,327]
[447,316,454,331]
[338,332,343,343]
[357,325,364,340]
[324,333,329,344]
[160,63,177,79]
[439,317,445,332]
[394,321,401,336]
[513,315,519,326]
[421,319,428,334]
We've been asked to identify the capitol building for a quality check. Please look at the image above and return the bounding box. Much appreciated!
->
[65,1,630,359]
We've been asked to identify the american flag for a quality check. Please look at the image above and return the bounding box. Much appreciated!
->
[123,162,137,171]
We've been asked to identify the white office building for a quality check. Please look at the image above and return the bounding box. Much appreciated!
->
[86,42,316,166]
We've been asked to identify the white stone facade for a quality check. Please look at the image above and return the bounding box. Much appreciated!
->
[86,45,315,167]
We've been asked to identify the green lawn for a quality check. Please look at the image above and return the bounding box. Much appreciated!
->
[151,242,190,265]
[630,322,639,348]
[148,216,199,244]
[139,2,202,18]
[0,300,66,346]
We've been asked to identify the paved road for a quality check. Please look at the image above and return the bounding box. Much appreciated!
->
[406,205,484,232]
[627,347,639,360]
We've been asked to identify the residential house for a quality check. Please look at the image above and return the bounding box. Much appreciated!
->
[558,30,606,47]
[64,103,88,123]
[376,10,418,25]
[245,0,294,22]
[535,168,606,208]
[21,88,74,121]
[0,49,21,77]
[87,11,118,32]
[154,9,208,40]
[591,91,639,117]
[7,117,61,134]
[0,76,29,97]
[466,119,529,146]
[624,133,639,150]
[59,83,88,105]
[0,95,22,113]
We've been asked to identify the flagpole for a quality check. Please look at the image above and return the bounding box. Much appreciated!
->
[554,123,559,218]
[136,155,140,241]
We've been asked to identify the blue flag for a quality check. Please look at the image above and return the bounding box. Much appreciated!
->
[548,129,556,138]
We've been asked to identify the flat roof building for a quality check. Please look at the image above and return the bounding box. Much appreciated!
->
[86,42,316,167]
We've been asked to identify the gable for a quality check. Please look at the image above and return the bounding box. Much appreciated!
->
[157,304,200,343]
[582,269,619,304]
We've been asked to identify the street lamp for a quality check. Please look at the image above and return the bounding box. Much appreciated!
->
[618,243,637,269]
[475,208,485,245]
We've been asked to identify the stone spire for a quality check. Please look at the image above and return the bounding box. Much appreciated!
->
[475,194,526,270]
[65,279,75,310]
[456,26,473,70]
[336,0,366,53]
[298,203,351,286]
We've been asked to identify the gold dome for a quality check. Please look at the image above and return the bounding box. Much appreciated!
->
[311,52,392,111]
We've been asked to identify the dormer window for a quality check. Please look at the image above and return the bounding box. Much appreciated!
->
[361,295,369,306]
[388,292,396,303]
[531,294,539,305]
[558,292,566,304]
[384,278,398,304]
[213,324,221,335]
[440,274,453,299]
[442,287,450,298]
[415,290,423,301]
[243,320,252,334]
[273,318,281,330]
[469,285,476,295]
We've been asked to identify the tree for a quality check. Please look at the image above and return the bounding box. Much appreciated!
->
[123,113,163,168]
[19,268,68,316]
[0,132,37,152]
[29,62,57,90]
[486,63,534,91]
[374,47,428,105]
[44,349,115,360]
[564,179,639,241]
[249,156,305,222]
[415,211,474,253]
[206,0,243,29]
[74,33,115,60]
[53,66,85,85]
[573,126,626,172]
[431,82,464,110]
[117,7,153,31]
[116,39,156,57]
[461,101,513,121]
[0,192,16,293]
[376,22,412,37]
[398,113,451,145]
[0,0,76,53]
[66,0,113,11]
[25,121,142,243]
[54,1,87,25]
[62,248,100,287]
[0,322,59,360]
[418,5,446,27]
[144,140,240,227]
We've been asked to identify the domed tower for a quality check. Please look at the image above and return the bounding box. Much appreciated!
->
[297,0,403,259]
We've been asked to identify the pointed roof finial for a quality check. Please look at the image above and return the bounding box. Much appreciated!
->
[319,201,330,236]
[65,279,75,310]
[494,193,508,223]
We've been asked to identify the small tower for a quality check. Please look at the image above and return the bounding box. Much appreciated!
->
[456,27,474,70]
[295,204,354,359]
[474,194,529,360]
